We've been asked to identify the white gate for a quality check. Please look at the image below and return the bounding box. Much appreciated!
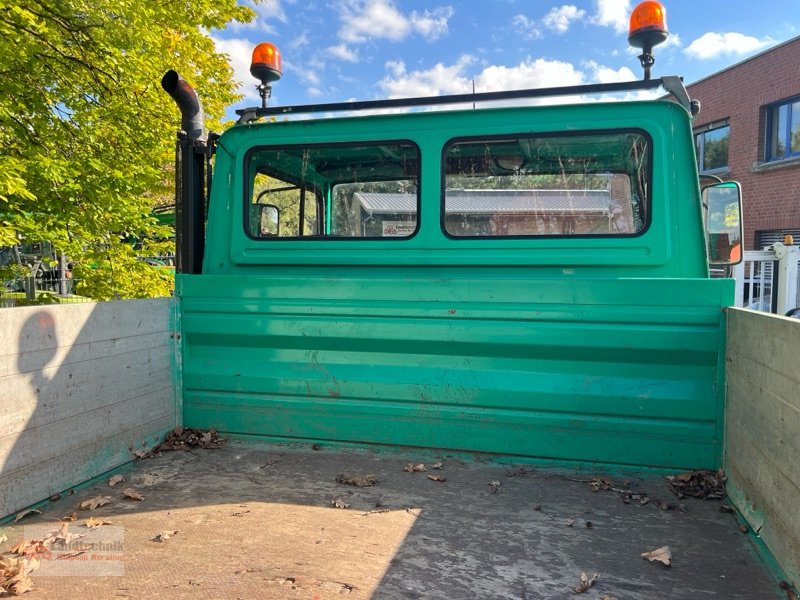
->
[733,243,799,314]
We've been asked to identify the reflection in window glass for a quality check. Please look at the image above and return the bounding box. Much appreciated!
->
[246,143,420,239]
[766,98,800,162]
[696,125,730,171]
[442,132,649,237]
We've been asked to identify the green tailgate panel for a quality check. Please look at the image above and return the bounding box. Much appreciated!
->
[178,272,731,470]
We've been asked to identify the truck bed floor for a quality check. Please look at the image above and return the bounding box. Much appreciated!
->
[1,442,782,599]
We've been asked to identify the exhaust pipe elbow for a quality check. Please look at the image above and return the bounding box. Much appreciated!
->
[161,70,207,142]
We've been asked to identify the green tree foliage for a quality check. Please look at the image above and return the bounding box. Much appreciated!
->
[0,0,256,299]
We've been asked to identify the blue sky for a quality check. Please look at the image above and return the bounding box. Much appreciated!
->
[212,0,798,115]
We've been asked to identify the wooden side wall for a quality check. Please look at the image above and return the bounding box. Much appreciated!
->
[0,299,177,518]
[725,307,800,584]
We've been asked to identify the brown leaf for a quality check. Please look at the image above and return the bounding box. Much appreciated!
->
[573,572,599,594]
[403,462,414,472]
[426,474,446,482]
[488,480,501,493]
[739,524,749,534]
[108,475,124,487]
[152,530,179,542]
[8,539,48,558]
[84,517,112,529]
[565,518,576,527]
[130,447,148,459]
[0,534,7,545]
[123,488,145,501]
[780,581,799,600]
[431,462,443,470]
[14,509,41,523]
[336,473,377,487]
[0,555,37,595]
[641,545,672,566]
[412,463,426,472]
[331,498,350,509]
[79,495,112,510]
[54,522,85,545]
[62,512,78,522]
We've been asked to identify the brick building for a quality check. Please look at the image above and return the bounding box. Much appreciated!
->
[685,36,800,250]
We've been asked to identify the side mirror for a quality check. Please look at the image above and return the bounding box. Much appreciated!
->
[702,181,742,266]
[249,203,280,237]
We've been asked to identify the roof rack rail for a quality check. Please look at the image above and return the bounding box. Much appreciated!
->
[236,76,695,124]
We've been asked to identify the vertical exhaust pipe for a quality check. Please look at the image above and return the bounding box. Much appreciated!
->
[161,70,207,274]
[161,70,207,142]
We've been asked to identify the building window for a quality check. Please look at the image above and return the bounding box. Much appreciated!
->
[765,97,800,162]
[694,122,729,172]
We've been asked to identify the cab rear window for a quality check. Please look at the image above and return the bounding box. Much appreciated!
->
[442,131,650,238]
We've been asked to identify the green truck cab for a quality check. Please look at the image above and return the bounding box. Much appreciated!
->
[162,8,742,472]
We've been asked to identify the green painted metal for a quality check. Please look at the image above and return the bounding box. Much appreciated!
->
[178,98,733,469]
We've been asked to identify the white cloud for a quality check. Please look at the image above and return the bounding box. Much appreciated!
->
[379,55,476,97]
[684,32,773,60]
[476,58,585,92]
[593,0,630,34]
[584,60,636,83]
[212,36,259,101]
[335,0,454,45]
[226,0,287,33]
[289,32,310,50]
[376,54,663,108]
[327,44,360,63]
[512,14,541,39]
[379,55,591,101]
[411,6,455,41]
[543,5,586,34]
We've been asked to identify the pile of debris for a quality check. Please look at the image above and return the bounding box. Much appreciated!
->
[132,427,226,459]
[666,470,725,500]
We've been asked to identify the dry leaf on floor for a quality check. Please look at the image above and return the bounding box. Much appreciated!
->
[79,495,112,510]
[62,512,78,522]
[151,530,179,542]
[641,545,672,566]
[431,462,443,470]
[130,447,148,459]
[427,474,446,482]
[666,469,724,499]
[336,473,377,487]
[55,522,85,545]
[565,518,576,527]
[488,481,501,494]
[331,498,350,509]
[403,463,426,473]
[122,488,145,501]
[9,539,47,557]
[573,572,599,593]
[14,509,41,523]
[0,554,38,595]
[0,535,6,545]
[600,595,618,600]
[84,517,112,529]
[108,475,124,487]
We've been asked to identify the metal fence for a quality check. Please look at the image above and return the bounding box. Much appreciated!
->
[733,243,799,315]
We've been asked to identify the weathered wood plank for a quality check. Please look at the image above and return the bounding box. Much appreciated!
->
[0,347,172,438]
[0,413,175,518]
[0,298,171,358]
[727,308,800,380]
[0,299,177,518]
[0,387,173,476]
[725,307,800,584]
[0,331,170,377]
